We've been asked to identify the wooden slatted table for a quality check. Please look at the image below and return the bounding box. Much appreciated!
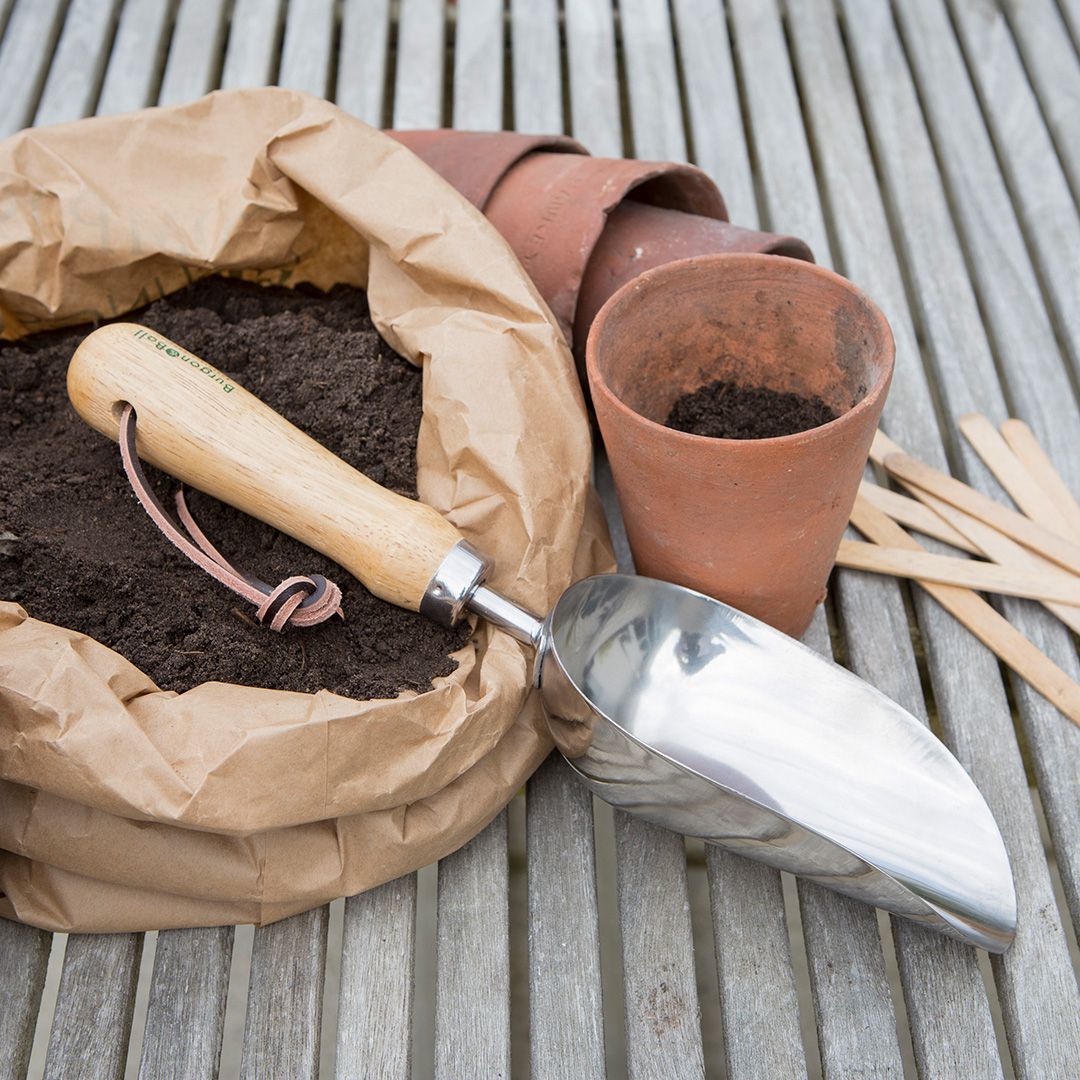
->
[1,2,1078,1077]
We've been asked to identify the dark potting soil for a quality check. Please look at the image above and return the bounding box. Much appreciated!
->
[0,277,470,698]
[665,379,839,440]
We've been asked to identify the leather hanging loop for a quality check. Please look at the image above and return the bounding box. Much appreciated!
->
[117,403,344,631]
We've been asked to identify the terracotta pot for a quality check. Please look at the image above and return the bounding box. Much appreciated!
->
[587,253,894,638]
[385,129,585,209]
[387,129,816,377]
[572,200,814,372]
[483,150,727,338]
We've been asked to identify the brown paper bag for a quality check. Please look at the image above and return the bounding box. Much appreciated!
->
[0,88,612,931]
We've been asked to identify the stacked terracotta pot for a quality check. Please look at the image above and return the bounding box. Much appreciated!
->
[387,130,814,369]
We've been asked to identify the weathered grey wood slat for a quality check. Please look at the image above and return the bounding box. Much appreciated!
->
[277,0,336,99]
[945,0,1080,383]
[708,852,809,1079]
[782,7,1009,1075]
[665,7,826,1076]
[425,36,512,1075]
[796,613,905,1080]
[669,0,756,221]
[580,64,709,1078]
[833,543,1007,1080]
[613,814,704,1080]
[525,754,606,1080]
[511,6,605,1034]
[509,0,561,136]
[0,919,52,1080]
[995,0,1080,198]
[157,0,229,107]
[511,36,608,1064]
[1060,0,1080,46]
[840,3,1080,1075]
[638,7,811,1075]
[42,933,143,1080]
[727,0,821,252]
[336,0,392,125]
[0,0,66,138]
[33,0,119,127]
[392,0,445,129]
[220,0,284,90]
[452,0,503,131]
[137,926,233,1080]
[335,874,416,1080]
[563,0,622,156]
[239,905,330,1080]
[714,6,913,1077]
[890,0,1080,476]
[617,0,686,161]
[96,0,175,115]
[816,552,1001,1076]
[797,887,907,1078]
[435,811,511,1079]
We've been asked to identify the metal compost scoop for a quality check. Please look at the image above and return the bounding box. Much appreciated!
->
[68,324,1017,953]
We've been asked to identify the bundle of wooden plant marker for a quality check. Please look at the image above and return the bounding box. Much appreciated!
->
[838,415,1080,728]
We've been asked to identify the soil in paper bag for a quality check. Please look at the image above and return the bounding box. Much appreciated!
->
[0,278,469,697]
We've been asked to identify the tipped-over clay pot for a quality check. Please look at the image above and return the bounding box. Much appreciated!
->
[587,253,894,638]
[573,200,812,370]
[386,131,814,354]
[386,129,586,210]
[482,150,725,339]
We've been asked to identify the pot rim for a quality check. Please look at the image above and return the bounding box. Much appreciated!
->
[585,252,896,448]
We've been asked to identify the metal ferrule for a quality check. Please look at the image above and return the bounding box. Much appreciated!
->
[419,541,492,627]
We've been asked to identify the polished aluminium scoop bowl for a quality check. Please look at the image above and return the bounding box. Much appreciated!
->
[525,573,1016,953]
[68,323,1017,955]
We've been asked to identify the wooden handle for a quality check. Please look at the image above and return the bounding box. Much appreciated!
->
[67,323,465,612]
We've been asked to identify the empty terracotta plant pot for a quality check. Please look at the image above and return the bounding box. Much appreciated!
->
[573,200,813,372]
[587,253,894,638]
[483,149,726,338]
[386,129,586,210]
[386,131,814,357]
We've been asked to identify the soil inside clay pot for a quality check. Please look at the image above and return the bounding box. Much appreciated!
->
[665,379,839,440]
[0,278,470,698]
